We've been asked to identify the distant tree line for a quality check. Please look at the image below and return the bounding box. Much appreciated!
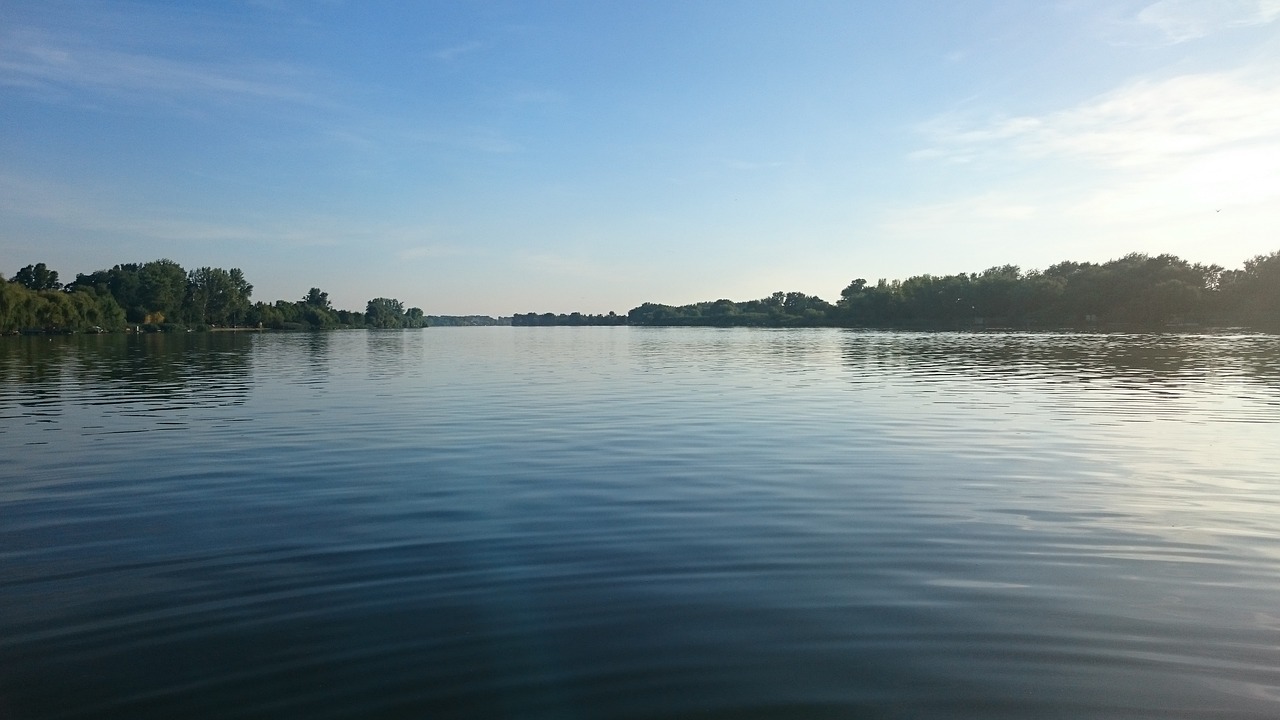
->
[512,311,627,326]
[8,249,1278,334]
[428,315,512,327]
[2,259,426,334]
[568,251,1280,331]
[627,292,834,327]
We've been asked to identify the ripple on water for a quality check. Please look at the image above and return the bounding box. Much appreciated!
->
[1,329,1280,718]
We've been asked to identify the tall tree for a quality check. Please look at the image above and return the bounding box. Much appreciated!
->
[186,267,253,326]
[138,259,188,322]
[12,263,62,291]
[69,263,145,321]
[365,297,406,328]
[404,306,425,328]
[302,287,331,310]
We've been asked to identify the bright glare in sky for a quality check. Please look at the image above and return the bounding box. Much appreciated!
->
[1,1,1278,314]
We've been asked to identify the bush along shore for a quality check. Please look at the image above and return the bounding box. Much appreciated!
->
[6,250,1279,334]
[513,251,1280,331]
[1,261,425,334]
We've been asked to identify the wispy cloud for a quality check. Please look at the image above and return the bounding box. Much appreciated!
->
[397,244,470,261]
[879,192,1042,249]
[0,27,321,110]
[725,159,786,171]
[0,171,356,248]
[892,64,1280,267]
[1135,0,1280,43]
[433,41,484,62]
[918,69,1280,169]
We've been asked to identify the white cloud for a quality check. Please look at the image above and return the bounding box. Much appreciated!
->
[1136,0,1280,43]
[893,66,1280,269]
[883,193,1039,235]
[920,69,1280,171]
[1068,141,1280,218]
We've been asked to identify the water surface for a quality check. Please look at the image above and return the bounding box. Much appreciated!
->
[3,328,1280,718]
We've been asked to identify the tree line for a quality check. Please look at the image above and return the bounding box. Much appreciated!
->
[428,315,512,326]
[8,249,1277,334]
[1,260,425,334]
[541,251,1280,330]
[512,311,627,326]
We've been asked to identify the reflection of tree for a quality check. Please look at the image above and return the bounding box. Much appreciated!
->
[839,332,1280,389]
[365,329,427,380]
[0,333,254,408]
[304,332,330,369]
[292,332,331,388]
[0,337,72,424]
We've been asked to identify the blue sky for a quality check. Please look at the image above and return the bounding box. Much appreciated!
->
[2,1,1278,315]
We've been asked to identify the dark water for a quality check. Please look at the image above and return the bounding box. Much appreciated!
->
[3,328,1280,719]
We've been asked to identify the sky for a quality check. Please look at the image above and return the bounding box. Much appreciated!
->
[2,0,1278,315]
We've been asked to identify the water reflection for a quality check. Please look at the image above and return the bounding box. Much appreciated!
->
[365,328,427,381]
[839,331,1280,393]
[2,328,1280,719]
[0,334,255,449]
[0,332,254,393]
[251,331,334,390]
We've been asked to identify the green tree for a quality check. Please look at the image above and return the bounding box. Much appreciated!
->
[404,306,426,328]
[1221,251,1280,328]
[302,304,337,329]
[366,297,406,328]
[0,281,125,333]
[0,280,35,332]
[336,309,366,327]
[185,267,253,326]
[12,263,62,291]
[69,263,147,322]
[303,287,331,309]
[67,286,127,331]
[138,259,188,322]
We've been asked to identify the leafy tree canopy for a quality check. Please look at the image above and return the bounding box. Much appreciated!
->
[11,263,62,291]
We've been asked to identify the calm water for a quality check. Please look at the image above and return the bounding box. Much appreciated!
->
[3,328,1280,719]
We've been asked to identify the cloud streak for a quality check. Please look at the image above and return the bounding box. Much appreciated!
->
[918,68,1280,170]
[0,27,321,109]
[0,171,367,248]
[397,244,471,261]
[1135,0,1280,43]
[433,41,484,62]
[891,63,1280,269]
[725,159,786,171]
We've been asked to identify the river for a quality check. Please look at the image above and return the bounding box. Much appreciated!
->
[3,328,1279,718]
